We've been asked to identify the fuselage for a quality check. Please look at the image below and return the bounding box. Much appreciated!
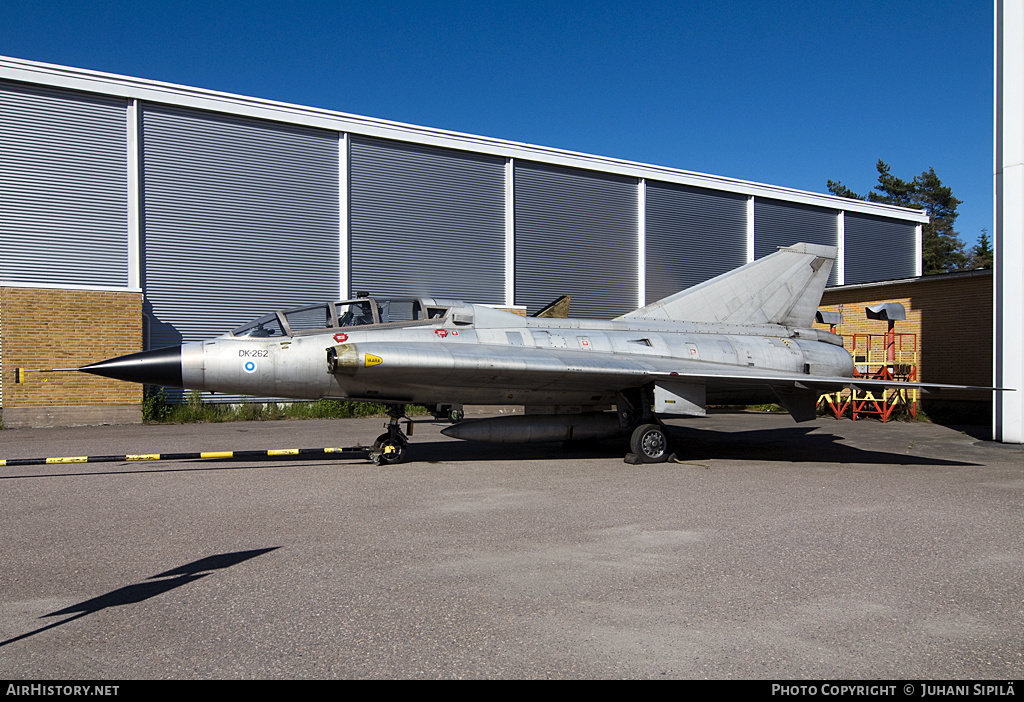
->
[177,301,853,409]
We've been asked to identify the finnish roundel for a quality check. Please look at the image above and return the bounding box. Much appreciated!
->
[244,360,257,373]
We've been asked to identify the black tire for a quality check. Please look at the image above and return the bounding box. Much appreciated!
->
[372,432,408,465]
[630,423,669,463]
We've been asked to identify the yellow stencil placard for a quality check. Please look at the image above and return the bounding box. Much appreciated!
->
[365,354,383,367]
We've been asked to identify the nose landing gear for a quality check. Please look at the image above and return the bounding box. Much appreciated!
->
[366,403,466,465]
[370,404,410,466]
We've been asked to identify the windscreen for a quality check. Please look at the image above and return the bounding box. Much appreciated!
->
[231,313,287,338]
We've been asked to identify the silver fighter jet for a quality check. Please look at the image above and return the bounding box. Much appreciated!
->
[79,243,997,464]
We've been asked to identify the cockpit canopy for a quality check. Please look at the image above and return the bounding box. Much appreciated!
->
[230,297,451,338]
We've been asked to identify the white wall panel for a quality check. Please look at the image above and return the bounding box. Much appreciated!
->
[0,80,128,287]
[141,104,339,352]
[515,162,638,318]
[754,198,839,285]
[645,181,748,303]
[349,137,505,303]
[843,212,918,284]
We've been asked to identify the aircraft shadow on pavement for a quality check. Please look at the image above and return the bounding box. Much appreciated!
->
[0,547,278,649]
[0,426,979,479]
[664,425,979,466]
[409,425,981,467]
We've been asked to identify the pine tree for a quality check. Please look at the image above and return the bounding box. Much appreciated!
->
[869,160,916,208]
[913,167,966,274]
[826,161,968,274]
[969,228,993,269]
[826,179,863,200]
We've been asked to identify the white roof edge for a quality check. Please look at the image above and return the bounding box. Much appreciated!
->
[823,267,993,292]
[0,280,141,293]
[0,55,929,223]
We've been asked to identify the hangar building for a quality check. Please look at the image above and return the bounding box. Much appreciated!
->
[0,56,929,427]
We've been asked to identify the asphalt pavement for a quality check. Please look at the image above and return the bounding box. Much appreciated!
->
[1,412,1022,679]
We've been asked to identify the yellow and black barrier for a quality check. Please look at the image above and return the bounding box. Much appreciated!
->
[1,447,370,467]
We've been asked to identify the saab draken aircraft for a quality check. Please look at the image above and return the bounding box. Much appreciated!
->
[78,243,998,464]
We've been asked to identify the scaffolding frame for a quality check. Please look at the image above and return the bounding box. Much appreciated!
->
[819,330,920,422]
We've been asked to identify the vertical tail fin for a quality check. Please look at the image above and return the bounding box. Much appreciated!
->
[618,243,836,327]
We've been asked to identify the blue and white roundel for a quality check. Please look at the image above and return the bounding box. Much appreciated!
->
[243,360,257,373]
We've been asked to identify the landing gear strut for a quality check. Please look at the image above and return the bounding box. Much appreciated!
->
[370,404,409,465]
[367,403,464,465]
[619,387,673,464]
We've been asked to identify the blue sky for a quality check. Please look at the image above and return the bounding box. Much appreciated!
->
[1,1,995,248]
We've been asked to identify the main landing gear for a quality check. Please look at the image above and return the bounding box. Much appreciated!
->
[619,388,674,464]
[629,423,670,463]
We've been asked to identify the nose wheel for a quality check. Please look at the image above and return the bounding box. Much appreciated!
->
[371,432,408,465]
[370,404,410,465]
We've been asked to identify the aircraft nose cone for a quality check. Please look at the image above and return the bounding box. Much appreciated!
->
[80,346,183,388]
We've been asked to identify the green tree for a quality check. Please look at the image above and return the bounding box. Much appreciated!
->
[913,166,966,274]
[827,160,967,274]
[870,160,917,207]
[968,228,993,269]
[826,179,863,200]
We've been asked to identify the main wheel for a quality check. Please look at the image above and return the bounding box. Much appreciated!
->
[372,433,408,465]
[630,423,669,463]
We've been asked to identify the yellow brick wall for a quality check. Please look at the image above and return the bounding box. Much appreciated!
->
[1,287,143,407]
[815,273,992,387]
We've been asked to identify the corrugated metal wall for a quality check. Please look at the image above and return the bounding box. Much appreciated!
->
[349,137,505,303]
[645,182,748,303]
[0,80,128,287]
[843,212,918,284]
[754,198,839,285]
[514,162,638,318]
[140,104,340,352]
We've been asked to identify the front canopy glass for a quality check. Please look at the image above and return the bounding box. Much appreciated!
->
[230,298,447,338]
[231,312,287,338]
